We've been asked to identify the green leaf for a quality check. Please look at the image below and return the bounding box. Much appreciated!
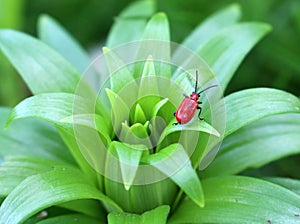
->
[119,122,152,149]
[38,15,91,74]
[264,177,300,196]
[106,0,156,47]
[5,94,103,185]
[0,29,90,95]
[6,93,93,127]
[0,1,24,106]
[0,156,102,218]
[180,3,241,51]
[136,55,163,121]
[138,55,159,98]
[143,12,170,41]
[198,22,271,90]
[129,122,149,139]
[169,176,300,224]
[135,13,171,78]
[106,88,130,132]
[157,119,220,147]
[0,107,74,163]
[149,98,169,144]
[144,144,204,207]
[133,104,147,124]
[0,156,72,196]
[223,88,300,137]
[151,98,169,119]
[56,127,101,188]
[104,174,177,214]
[201,113,300,177]
[36,214,101,224]
[108,205,170,224]
[103,47,137,94]
[0,168,123,224]
[60,113,112,145]
[58,199,105,219]
[108,142,146,190]
[0,0,23,29]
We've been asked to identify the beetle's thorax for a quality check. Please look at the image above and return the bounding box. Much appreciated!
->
[190,93,199,101]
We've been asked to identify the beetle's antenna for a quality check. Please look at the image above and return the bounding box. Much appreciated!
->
[194,70,198,93]
[197,85,218,96]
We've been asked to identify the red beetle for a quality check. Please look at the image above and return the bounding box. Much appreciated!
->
[174,71,217,125]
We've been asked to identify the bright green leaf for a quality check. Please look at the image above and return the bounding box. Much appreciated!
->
[143,12,170,41]
[60,113,112,145]
[119,122,152,149]
[105,147,177,213]
[106,88,130,133]
[0,107,74,163]
[56,127,101,188]
[265,177,300,196]
[198,22,271,90]
[223,88,300,137]
[6,95,103,186]
[108,142,146,190]
[0,156,72,196]
[6,93,93,127]
[0,156,105,220]
[157,119,220,147]
[0,29,91,95]
[149,98,169,144]
[201,113,300,177]
[199,88,300,170]
[104,173,177,214]
[151,98,169,118]
[129,123,152,145]
[103,46,137,94]
[133,104,147,124]
[108,205,170,224]
[106,0,156,47]
[38,15,90,74]
[0,0,23,29]
[36,214,101,224]
[135,13,171,78]
[0,168,123,224]
[169,176,300,224]
[138,55,159,98]
[58,199,105,219]
[144,144,204,207]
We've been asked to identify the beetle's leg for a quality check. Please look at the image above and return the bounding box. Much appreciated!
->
[197,106,204,120]
[173,112,179,125]
[183,93,188,98]
[198,101,202,104]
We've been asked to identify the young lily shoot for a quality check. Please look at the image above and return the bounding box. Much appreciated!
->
[0,1,299,224]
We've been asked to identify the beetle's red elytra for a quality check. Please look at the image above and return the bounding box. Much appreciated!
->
[174,71,217,125]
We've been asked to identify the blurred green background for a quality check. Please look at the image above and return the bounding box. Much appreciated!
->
[1,0,299,107]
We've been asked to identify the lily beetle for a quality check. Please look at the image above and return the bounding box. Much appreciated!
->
[174,71,217,125]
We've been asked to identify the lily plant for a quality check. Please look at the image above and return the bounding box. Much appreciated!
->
[0,1,300,223]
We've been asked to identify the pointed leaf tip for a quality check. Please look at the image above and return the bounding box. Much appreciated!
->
[108,205,170,224]
[102,46,110,54]
[154,12,167,19]
[134,103,147,124]
[143,12,170,41]
[108,142,146,191]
